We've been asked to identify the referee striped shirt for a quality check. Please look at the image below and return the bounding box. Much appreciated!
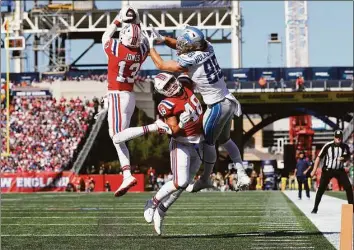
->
[317,141,350,170]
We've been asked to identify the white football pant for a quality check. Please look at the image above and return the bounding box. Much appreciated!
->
[169,139,202,188]
[107,91,135,168]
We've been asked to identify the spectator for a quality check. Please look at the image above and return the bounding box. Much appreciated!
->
[273,80,278,92]
[105,181,111,192]
[258,77,267,92]
[0,96,95,173]
[280,78,286,91]
[234,78,241,92]
[296,76,305,91]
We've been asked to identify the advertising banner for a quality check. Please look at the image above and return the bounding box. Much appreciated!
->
[284,67,308,81]
[12,88,52,97]
[337,67,353,80]
[231,68,254,82]
[236,91,354,104]
[255,68,281,81]
[311,67,338,80]
[0,172,145,193]
[261,160,276,190]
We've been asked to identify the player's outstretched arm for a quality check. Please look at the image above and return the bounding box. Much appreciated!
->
[102,20,119,48]
[149,48,186,72]
[112,120,172,144]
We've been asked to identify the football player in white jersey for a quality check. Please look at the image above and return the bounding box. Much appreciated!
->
[143,26,250,192]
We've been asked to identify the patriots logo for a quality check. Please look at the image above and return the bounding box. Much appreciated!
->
[155,73,167,81]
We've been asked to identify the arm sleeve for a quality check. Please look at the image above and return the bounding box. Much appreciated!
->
[157,102,174,118]
[177,54,194,68]
[102,21,119,54]
[318,143,330,159]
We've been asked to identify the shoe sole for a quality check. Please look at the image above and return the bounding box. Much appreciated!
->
[114,179,138,197]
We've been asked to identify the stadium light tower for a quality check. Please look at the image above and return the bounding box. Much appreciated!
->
[284,1,309,67]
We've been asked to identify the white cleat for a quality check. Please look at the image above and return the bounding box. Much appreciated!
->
[153,208,165,236]
[114,175,137,197]
[144,199,155,223]
[235,171,250,191]
[186,179,214,193]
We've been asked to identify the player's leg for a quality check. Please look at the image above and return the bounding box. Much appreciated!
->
[312,170,331,213]
[297,177,303,199]
[337,170,354,210]
[144,140,190,224]
[153,144,199,235]
[304,177,310,198]
[216,99,250,190]
[109,92,137,197]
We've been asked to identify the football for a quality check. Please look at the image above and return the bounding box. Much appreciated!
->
[124,8,137,23]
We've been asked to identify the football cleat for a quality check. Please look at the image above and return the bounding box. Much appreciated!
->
[144,199,156,223]
[114,175,137,197]
[235,171,250,191]
[153,208,165,236]
[311,208,318,214]
[186,179,214,193]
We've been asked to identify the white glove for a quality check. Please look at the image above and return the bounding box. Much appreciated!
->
[141,28,156,49]
[155,119,172,134]
[178,111,192,129]
[150,25,165,43]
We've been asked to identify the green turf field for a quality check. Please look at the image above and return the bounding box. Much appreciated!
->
[1,192,335,250]
[325,191,350,200]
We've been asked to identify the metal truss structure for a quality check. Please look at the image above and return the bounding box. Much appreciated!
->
[1,3,242,71]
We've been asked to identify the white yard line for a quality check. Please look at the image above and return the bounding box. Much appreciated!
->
[1,232,265,237]
[1,222,260,226]
[283,190,349,250]
[0,215,294,219]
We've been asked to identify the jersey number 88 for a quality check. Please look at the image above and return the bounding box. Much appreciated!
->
[203,55,224,85]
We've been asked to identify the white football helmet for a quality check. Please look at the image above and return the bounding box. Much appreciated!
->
[119,23,141,48]
[154,73,182,97]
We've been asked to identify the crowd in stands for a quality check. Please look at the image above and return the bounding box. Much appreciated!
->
[0,96,97,173]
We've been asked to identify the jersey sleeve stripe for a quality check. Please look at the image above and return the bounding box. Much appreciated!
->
[112,39,117,56]
[161,100,174,109]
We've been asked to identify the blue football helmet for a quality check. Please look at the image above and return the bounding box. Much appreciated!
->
[176,26,205,55]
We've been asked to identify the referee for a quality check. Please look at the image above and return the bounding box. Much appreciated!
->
[310,130,353,213]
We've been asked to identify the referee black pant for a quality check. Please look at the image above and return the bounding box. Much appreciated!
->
[297,176,310,199]
[313,169,354,211]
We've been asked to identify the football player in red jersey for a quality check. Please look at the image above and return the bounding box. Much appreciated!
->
[113,73,204,235]
[101,7,150,197]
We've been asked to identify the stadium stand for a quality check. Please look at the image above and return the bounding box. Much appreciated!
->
[0,96,97,173]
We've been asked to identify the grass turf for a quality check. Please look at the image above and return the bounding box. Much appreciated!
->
[325,191,352,200]
[1,191,335,250]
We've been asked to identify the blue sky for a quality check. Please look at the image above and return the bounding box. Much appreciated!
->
[1,1,353,72]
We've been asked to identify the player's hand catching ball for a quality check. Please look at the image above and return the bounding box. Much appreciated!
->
[119,6,140,24]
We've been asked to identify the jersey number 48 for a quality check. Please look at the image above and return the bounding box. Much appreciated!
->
[184,94,203,122]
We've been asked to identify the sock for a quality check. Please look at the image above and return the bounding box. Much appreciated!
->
[114,124,158,143]
[161,189,184,211]
[200,143,217,181]
[221,139,242,164]
[121,165,132,179]
[153,180,177,205]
